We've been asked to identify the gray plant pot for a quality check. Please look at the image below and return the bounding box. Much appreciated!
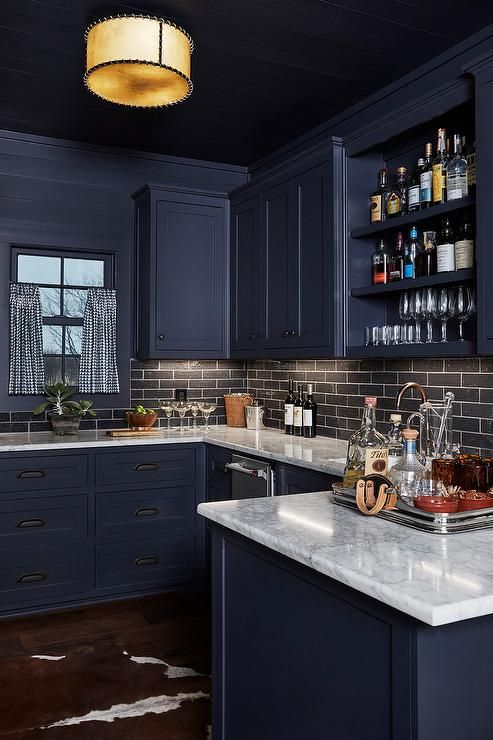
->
[49,412,81,436]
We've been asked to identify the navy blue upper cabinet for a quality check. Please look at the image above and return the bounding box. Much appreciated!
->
[134,185,228,359]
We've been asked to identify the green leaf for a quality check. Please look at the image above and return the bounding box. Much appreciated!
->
[32,401,49,416]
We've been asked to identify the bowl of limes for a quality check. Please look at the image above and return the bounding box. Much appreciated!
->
[127,405,158,430]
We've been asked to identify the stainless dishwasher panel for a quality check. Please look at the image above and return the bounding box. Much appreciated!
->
[225,454,274,499]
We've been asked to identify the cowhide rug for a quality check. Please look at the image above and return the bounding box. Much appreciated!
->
[0,643,211,738]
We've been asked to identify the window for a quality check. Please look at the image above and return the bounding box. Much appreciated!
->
[12,248,114,387]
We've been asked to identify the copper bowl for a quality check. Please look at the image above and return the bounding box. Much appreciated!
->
[458,494,493,512]
[126,411,158,430]
[414,496,459,513]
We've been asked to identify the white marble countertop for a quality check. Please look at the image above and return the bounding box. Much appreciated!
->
[198,492,493,626]
[0,426,347,477]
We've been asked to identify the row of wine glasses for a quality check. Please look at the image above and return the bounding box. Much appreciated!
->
[158,399,217,433]
[399,285,475,343]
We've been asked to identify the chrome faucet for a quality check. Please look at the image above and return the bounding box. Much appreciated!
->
[395,381,428,409]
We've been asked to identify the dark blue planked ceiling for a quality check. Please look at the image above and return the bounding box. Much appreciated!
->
[1,0,493,164]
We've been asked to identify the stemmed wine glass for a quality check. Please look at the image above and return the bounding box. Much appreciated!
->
[455,285,475,341]
[422,288,437,344]
[399,291,411,344]
[409,289,422,344]
[158,399,174,431]
[438,287,456,343]
[172,400,191,434]
[198,401,217,431]
[189,400,200,431]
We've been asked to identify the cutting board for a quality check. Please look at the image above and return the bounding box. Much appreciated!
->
[106,429,164,438]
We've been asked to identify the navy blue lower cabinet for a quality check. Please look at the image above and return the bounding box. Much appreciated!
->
[210,526,493,740]
[0,494,87,547]
[275,463,338,495]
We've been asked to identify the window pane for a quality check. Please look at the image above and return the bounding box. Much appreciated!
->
[39,288,61,317]
[18,255,61,285]
[65,356,80,386]
[64,289,87,318]
[43,325,63,354]
[64,258,104,286]
[44,356,63,385]
[66,325,82,355]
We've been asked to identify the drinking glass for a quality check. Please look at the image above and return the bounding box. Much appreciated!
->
[409,289,422,344]
[438,288,451,343]
[198,401,217,431]
[158,399,174,431]
[189,401,200,431]
[422,288,437,343]
[398,291,411,343]
[455,285,475,341]
[172,400,191,434]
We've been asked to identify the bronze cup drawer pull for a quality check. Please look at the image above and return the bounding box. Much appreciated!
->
[134,507,159,517]
[17,518,45,528]
[135,556,159,567]
[134,463,160,472]
[17,572,47,584]
[17,469,45,479]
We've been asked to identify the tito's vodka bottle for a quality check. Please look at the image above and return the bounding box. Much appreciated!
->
[342,397,388,488]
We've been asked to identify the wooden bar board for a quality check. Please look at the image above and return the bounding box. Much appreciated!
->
[106,429,164,438]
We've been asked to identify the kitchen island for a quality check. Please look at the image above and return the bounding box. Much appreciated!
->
[199,492,493,740]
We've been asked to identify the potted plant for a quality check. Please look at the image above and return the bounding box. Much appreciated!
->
[127,405,158,430]
[33,382,96,435]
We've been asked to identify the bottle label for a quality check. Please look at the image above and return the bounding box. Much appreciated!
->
[284,404,294,426]
[437,243,455,272]
[370,195,382,223]
[364,448,389,476]
[387,193,400,216]
[455,239,474,269]
[303,409,313,427]
[432,164,445,202]
[447,175,467,201]
[408,185,420,207]
[420,171,432,203]
[404,263,415,279]
[293,407,303,427]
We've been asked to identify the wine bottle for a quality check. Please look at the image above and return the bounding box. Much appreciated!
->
[436,217,455,273]
[284,379,295,435]
[303,384,317,438]
[454,215,474,270]
[293,385,304,437]
[408,158,423,212]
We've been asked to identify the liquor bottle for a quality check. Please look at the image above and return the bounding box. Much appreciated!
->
[446,134,468,201]
[454,215,474,270]
[386,414,404,472]
[369,168,390,223]
[389,231,405,281]
[303,384,317,438]
[371,238,390,284]
[436,217,455,273]
[420,143,433,209]
[432,128,448,205]
[342,397,388,488]
[389,428,425,504]
[408,158,423,212]
[403,226,421,279]
[415,229,437,277]
[284,379,295,435]
[387,167,408,218]
[293,385,304,437]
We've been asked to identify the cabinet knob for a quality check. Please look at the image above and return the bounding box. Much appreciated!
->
[283,330,290,337]
[158,334,165,341]
[249,333,256,340]
[289,330,297,337]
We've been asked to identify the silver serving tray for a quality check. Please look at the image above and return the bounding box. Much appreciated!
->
[331,484,493,535]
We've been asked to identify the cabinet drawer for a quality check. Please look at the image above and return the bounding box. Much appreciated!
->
[0,455,88,494]
[96,484,195,539]
[95,447,196,488]
[0,495,87,547]
[0,543,92,608]
[95,535,197,590]
[207,445,233,492]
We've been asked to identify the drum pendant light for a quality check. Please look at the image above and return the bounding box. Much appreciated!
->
[84,14,193,108]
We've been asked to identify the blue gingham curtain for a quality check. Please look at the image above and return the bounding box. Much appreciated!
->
[78,288,119,394]
[9,283,45,395]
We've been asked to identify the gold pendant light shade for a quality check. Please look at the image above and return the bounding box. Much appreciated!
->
[84,15,193,108]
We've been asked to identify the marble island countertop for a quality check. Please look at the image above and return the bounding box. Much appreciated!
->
[0,426,348,477]
[198,492,493,626]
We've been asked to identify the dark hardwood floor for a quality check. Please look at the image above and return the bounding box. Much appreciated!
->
[0,592,211,739]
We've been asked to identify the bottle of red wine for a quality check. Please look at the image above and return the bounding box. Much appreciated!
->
[284,379,295,435]
[293,385,304,437]
[303,384,317,438]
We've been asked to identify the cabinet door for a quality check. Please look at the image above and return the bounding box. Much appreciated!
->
[262,180,293,349]
[231,194,264,352]
[290,163,333,353]
[276,463,337,495]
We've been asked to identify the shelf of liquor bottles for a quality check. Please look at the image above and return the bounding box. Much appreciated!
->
[351,196,475,239]
[351,268,474,297]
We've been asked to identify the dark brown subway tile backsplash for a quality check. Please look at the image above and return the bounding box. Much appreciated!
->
[0,357,490,455]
